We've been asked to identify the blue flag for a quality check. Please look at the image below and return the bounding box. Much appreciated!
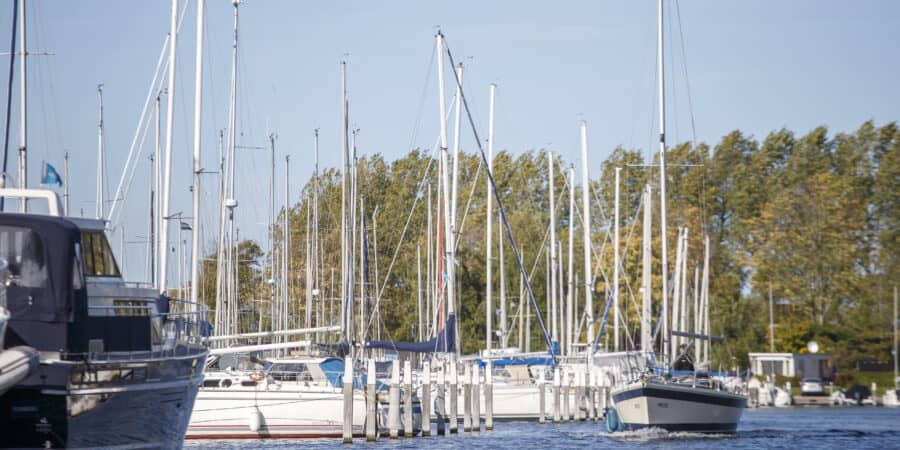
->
[42,162,63,186]
[180,221,192,231]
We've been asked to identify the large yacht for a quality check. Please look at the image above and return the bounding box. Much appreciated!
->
[0,188,209,449]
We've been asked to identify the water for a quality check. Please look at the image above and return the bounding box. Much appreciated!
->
[185,407,900,449]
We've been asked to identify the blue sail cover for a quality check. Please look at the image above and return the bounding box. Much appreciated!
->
[365,314,456,353]
[476,357,553,368]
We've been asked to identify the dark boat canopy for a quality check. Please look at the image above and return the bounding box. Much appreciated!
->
[365,314,456,353]
[0,213,79,324]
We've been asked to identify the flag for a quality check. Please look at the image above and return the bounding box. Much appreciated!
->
[180,221,192,231]
[42,162,63,186]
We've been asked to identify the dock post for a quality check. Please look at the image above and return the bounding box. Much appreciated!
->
[578,367,586,421]
[421,361,432,437]
[342,356,354,444]
[449,361,459,434]
[538,369,546,424]
[563,367,571,422]
[389,360,401,439]
[436,363,446,436]
[485,360,494,431]
[553,366,561,423]
[404,360,414,437]
[366,358,378,442]
[588,371,597,421]
[472,364,481,433]
[463,363,472,432]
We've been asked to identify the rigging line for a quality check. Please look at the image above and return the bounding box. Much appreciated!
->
[107,0,189,225]
[444,39,556,364]
[452,153,482,251]
[0,0,17,209]
[404,43,436,154]
[675,0,697,145]
[367,105,452,333]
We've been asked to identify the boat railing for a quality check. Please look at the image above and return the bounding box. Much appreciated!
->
[69,296,210,362]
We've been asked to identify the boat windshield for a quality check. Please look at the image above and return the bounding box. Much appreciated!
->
[269,362,315,382]
[0,226,49,307]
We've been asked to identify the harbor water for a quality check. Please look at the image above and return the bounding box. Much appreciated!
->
[185,407,900,449]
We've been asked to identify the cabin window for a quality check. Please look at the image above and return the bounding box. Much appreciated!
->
[270,363,314,382]
[0,226,48,289]
[80,231,121,277]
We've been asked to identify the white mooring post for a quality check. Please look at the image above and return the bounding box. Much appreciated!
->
[366,358,378,442]
[403,360,413,437]
[342,356,354,443]
[422,361,432,437]
[463,363,472,432]
[562,367,570,422]
[553,366,561,423]
[472,364,481,433]
[436,363,446,436]
[449,361,459,433]
[538,369,546,424]
[485,360,494,430]
[389,360,401,439]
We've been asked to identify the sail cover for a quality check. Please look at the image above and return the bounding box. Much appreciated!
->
[365,314,456,353]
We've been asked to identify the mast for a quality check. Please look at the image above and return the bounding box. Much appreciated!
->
[340,61,349,341]
[189,0,204,309]
[566,166,575,356]
[155,92,163,289]
[417,246,423,340]
[306,194,313,342]
[17,0,26,206]
[641,184,652,353]
[486,82,495,352]
[499,202,507,348]
[159,0,178,294]
[283,155,290,342]
[426,183,433,336]
[580,121,593,353]
[670,227,683,362]
[436,31,458,356]
[147,154,154,282]
[768,282,775,353]
[548,151,558,350]
[63,152,69,215]
[657,0,670,362]
[702,234,710,362]
[313,129,320,335]
[613,166,621,351]
[96,84,105,219]
[893,285,897,388]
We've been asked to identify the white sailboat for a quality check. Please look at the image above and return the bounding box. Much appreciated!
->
[607,0,746,433]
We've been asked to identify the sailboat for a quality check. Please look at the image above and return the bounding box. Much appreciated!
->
[606,0,746,433]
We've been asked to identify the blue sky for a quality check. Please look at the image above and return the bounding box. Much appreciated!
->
[1,0,898,282]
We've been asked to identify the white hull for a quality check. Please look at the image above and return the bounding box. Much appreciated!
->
[187,381,366,439]
[0,346,38,396]
[611,380,745,433]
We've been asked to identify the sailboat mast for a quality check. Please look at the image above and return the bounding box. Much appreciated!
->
[894,285,897,388]
[340,61,349,341]
[17,0,26,206]
[657,0,670,361]
[580,121,594,352]
[159,0,178,294]
[486,82,494,352]
[567,166,575,356]
[613,167,621,351]
[548,151,558,349]
[189,0,204,309]
[96,84,105,219]
[641,184,652,353]
[63,152,69,215]
[436,32,457,355]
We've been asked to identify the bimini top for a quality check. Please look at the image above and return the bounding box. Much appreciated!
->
[0,212,81,323]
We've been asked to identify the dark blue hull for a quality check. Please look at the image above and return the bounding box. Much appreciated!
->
[1,353,205,449]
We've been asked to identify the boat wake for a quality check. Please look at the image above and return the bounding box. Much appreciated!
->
[604,427,731,442]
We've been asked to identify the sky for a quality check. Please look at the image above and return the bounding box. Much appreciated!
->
[0,0,897,283]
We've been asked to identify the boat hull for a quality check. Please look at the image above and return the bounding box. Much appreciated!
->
[0,353,206,449]
[610,381,745,433]
[187,384,368,439]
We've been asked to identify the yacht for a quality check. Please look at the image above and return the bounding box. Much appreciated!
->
[187,355,369,439]
[0,188,209,448]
